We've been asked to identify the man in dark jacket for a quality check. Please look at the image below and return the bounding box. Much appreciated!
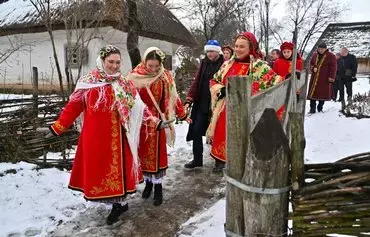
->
[338,47,358,103]
[332,53,341,101]
[184,40,224,169]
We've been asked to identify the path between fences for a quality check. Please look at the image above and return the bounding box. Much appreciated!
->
[49,147,225,237]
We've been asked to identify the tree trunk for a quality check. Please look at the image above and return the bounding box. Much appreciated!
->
[32,67,39,119]
[127,0,141,69]
[290,112,305,202]
[225,76,251,236]
[48,30,66,101]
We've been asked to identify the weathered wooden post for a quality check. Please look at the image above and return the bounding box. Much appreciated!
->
[242,109,290,236]
[225,76,251,236]
[290,112,305,195]
[32,66,39,118]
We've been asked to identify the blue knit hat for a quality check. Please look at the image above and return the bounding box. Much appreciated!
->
[204,40,221,53]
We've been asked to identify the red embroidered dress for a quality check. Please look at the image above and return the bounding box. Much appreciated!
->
[128,58,187,178]
[207,59,282,162]
[273,54,303,120]
[50,68,158,201]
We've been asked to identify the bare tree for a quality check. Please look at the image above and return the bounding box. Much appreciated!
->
[126,0,142,68]
[297,0,344,55]
[282,0,345,55]
[188,0,252,44]
[61,0,106,94]
[257,0,273,56]
[0,36,30,65]
[29,0,66,100]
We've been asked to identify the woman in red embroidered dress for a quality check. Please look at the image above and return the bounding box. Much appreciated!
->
[44,45,167,225]
[127,47,191,206]
[273,41,304,120]
[207,32,283,172]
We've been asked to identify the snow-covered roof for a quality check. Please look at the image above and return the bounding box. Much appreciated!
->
[309,22,370,58]
[0,0,197,46]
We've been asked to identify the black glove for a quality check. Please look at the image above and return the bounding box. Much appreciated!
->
[296,71,301,80]
[285,72,301,80]
[217,87,226,100]
[352,76,357,82]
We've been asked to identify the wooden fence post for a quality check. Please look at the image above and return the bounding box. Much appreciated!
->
[32,67,39,118]
[242,109,290,236]
[290,112,305,195]
[225,76,251,236]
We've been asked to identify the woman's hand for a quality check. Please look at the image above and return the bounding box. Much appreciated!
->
[158,119,175,130]
[185,117,192,124]
[217,87,226,100]
[36,127,54,139]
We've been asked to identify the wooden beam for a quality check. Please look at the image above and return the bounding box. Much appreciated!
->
[250,74,306,133]
[242,108,290,236]
[225,76,251,236]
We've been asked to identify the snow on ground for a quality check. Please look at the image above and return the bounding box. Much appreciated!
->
[179,77,370,237]
[305,77,370,163]
[0,162,93,237]
[0,94,32,100]
[0,122,195,237]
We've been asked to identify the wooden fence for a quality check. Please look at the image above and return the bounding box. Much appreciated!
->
[224,70,370,236]
[291,152,370,236]
[0,67,78,168]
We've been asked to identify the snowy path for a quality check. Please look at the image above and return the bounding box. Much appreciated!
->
[49,144,225,237]
[0,123,225,237]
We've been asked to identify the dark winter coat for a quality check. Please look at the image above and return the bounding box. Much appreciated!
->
[338,53,358,80]
[185,55,224,141]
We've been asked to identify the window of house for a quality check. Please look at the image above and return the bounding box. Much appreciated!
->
[64,45,88,69]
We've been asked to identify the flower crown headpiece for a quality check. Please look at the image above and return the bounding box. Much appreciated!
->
[155,49,166,62]
[99,45,120,59]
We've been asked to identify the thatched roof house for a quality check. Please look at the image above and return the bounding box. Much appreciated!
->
[309,22,370,74]
[0,0,197,46]
[0,0,197,91]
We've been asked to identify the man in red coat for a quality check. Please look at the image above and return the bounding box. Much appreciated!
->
[307,42,337,113]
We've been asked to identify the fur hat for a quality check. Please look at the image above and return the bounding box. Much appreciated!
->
[204,40,221,53]
[318,42,327,49]
[280,41,294,51]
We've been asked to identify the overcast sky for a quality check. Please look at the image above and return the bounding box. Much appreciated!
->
[170,0,370,26]
[342,0,370,22]
[269,0,370,22]
[168,0,369,50]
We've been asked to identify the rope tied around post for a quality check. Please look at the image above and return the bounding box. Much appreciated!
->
[224,172,291,195]
[224,224,293,237]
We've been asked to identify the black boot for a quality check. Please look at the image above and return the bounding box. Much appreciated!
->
[212,160,225,173]
[184,160,203,169]
[309,100,316,114]
[106,203,128,225]
[142,180,153,199]
[153,184,163,206]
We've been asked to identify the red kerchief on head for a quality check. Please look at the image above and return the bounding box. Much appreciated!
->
[236,32,262,59]
[280,41,294,51]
